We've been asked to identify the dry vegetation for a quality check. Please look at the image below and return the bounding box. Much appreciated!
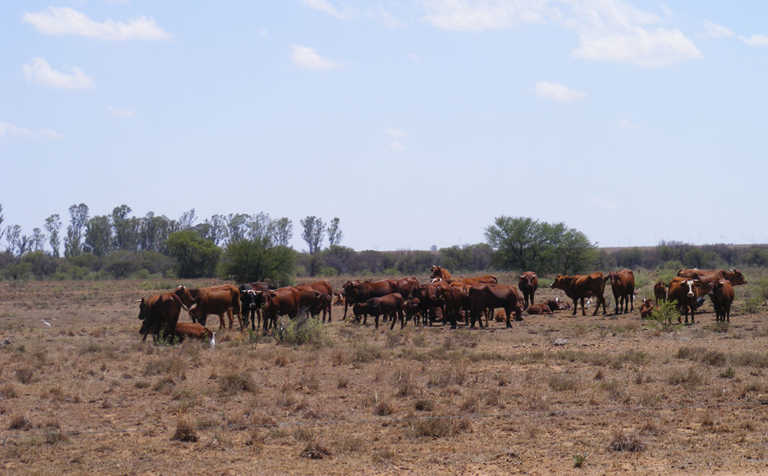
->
[1,275,768,474]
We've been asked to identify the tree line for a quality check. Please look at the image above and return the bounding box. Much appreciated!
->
[0,203,765,282]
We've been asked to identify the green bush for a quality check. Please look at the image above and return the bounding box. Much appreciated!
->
[648,300,680,331]
[275,317,328,347]
[166,230,220,278]
[218,238,295,284]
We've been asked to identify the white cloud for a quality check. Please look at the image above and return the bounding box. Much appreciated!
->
[23,58,94,89]
[618,118,634,129]
[422,0,701,67]
[385,128,406,152]
[107,106,135,118]
[302,0,344,19]
[0,122,62,140]
[740,34,768,47]
[534,81,586,103]
[703,20,734,39]
[23,7,170,40]
[291,45,337,70]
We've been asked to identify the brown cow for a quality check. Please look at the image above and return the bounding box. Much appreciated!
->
[436,283,470,327]
[430,265,453,281]
[677,268,747,286]
[342,280,397,320]
[526,303,552,315]
[653,281,667,304]
[430,265,496,286]
[262,286,323,331]
[364,293,405,329]
[138,293,185,342]
[551,273,607,316]
[403,297,423,326]
[518,272,538,309]
[175,322,214,342]
[175,285,242,330]
[710,279,735,322]
[412,283,444,326]
[297,280,333,322]
[639,298,655,319]
[607,269,635,315]
[392,277,420,299]
[468,284,523,329]
[667,277,712,324]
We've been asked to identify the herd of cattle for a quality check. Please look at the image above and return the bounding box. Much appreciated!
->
[136,265,747,343]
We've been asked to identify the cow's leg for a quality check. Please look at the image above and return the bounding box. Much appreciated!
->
[531,290,535,307]
[629,293,634,312]
[614,294,619,315]
[505,309,512,328]
[374,313,379,329]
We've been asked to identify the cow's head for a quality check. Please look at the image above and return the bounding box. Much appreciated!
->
[430,265,442,279]
[137,298,148,320]
[726,269,746,285]
[551,275,566,289]
[175,284,194,306]
[519,272,537,287]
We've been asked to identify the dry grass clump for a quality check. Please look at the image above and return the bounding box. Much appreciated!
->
[15,367,34,384]
[300,442,331,459]
[337,376,349,389]
[334,434,365,454]
[459,395,479,413]
[676,346,727,366]
[666,367,705,388]
[427,363,467,388]
[393,369,417,397]
[8,414,32,430]
[0,384,18,399]
[152,376,176,394]
[352,343,382,363]
[143,357,186,379]
[408,415,471,438]
[414,399,434,411]
[171,417,198,442]
[731,352,768,368]
[298,372,320,393]
[374,400,394,416]
[219,371,256,395]
[609,430,645,452]
[293,427,316,442]
[548,374,580,392]
[372,447,396,465]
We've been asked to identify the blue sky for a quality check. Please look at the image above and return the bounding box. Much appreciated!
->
[1,1,767,252]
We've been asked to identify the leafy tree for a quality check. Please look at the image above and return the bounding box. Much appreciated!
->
[85,215,112,256]
[269,217,293,247]
[178,209,197,230]
[327,217,343,247]
[31,228,45,252]
[166,230,220,278]
[219,237,295,284]
[247,212,272,241]
[300,216,325,254]
[112,205,138,251]
[44,214,62,257]
[226,213,249,244]
[139,212,175,253]
[64,203,89,257]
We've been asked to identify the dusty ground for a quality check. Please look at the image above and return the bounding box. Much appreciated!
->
[2,276,768,475]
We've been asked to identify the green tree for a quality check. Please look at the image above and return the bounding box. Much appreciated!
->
[85,215,112,256]
[64,203,89,257]
[166,230,221,278]
[219,237,295,284]
[327,217,343,247]
[45,213,62,257]
[301,216,326,276]
[269,217,293,247]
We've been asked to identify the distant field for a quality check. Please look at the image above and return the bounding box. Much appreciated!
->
[2,275,768,474]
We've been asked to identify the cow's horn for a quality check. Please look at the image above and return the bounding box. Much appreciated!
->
[189,303,198,312]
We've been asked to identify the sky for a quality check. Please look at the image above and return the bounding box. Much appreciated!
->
[1,0,767,252]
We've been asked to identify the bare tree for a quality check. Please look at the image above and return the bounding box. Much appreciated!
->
[45,214,62,257]
[64,203,89,257]
[178,209,197,230]
[327,217,343,247]
[269,217,293,247]
[0,204,4,243]
[31,228,46,252]
[247,212,271,241]
[300,216,325,255]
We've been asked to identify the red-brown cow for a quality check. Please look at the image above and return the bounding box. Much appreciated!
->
[175,285,242,330]
[430,265,453,281]
[607,269,635,315]
[412,283,444,326]
[551,273,607,316]
[403,297,422,326]
[364,293,405,329]
[468,284,523,329]
[677,268,747,286]
[710,279,735,322]
[526,303,552,315]
[393,277,420,299]
[518,272,538,310]
[667,277,712,325]
[342,280,397,320]
[261,286,323,331]
[654,281,667,304]
[639,298,655,319]
[175,322,214,342]
[297,280,333,322]
[138,292,185,342]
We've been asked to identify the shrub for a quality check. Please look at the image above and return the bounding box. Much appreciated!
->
[649,300,680,330]
[609,431,644,452]
[409,415,471,438]
[218,237,295,284]
[15,368,34,384]
[414,399,434,411]
[548,374,580,392]
[171,417,198,442]
[374,401,394,416]
[275,317,328,347]
[719,367,736,379]
[219,372,256,395]
[8,415,32,430]
[745,297,762,315]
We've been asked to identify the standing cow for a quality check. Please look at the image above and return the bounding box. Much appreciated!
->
[551,273,607,316]
[137,293,185,342]
[710,279,735,322]
[653,281,667,304]
[518,272,538,310]
[175,284,242,330]
[667,277,712,325]
[467,284,523,329]
[607,269,635,315]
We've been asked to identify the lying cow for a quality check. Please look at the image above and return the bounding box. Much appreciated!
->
[546,297,571,311]
[175,322,215,345]
[526,303,552,315]
[639,298,655,319]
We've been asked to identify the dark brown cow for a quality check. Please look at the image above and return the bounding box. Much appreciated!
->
[364,293,405,329]
[403,297,422,326]
[137,292,185,342]
[518,272,538,309]
[526,303,552,315]
[468,284,523,329]
[175,322,214,342]
[711,279,735,322]
[667,277,712,324]
[639,298,655,319]
[352,302,373,322]
[551,273,607,316]
[175,285,242,330]
[342,279,397,320]
[677,268,747,286]
[392,277,420,299]
[607,269,635,314]
[262,286,323,331]
[412,283,444,325]
[435,283,470,327]
[654,281,667,304]
[297,280,333,321]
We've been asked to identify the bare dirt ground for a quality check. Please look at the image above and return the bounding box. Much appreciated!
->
[2,276,768,475]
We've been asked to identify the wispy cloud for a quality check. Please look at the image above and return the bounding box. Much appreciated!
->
[0,121,62,140]
[703,20,734,39]
[422,0,701,68]
[23,58,94,89]
[23,7,170,40]
[302,0,344,19]
[385,128,406,152]
[291,45,337,70]
[107,106,135,118]
[740,34,768,47]
[534,81,586,103]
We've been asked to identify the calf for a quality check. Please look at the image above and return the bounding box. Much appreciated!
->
[639,298,655,319]
[518,272,538,309]
[653,281,667,304]
[546,297,571,311]
[175,322,214,342]
[403,298,423,326]
[364,293,405,329]
[710,279,734,322]
[526,303,552,315]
